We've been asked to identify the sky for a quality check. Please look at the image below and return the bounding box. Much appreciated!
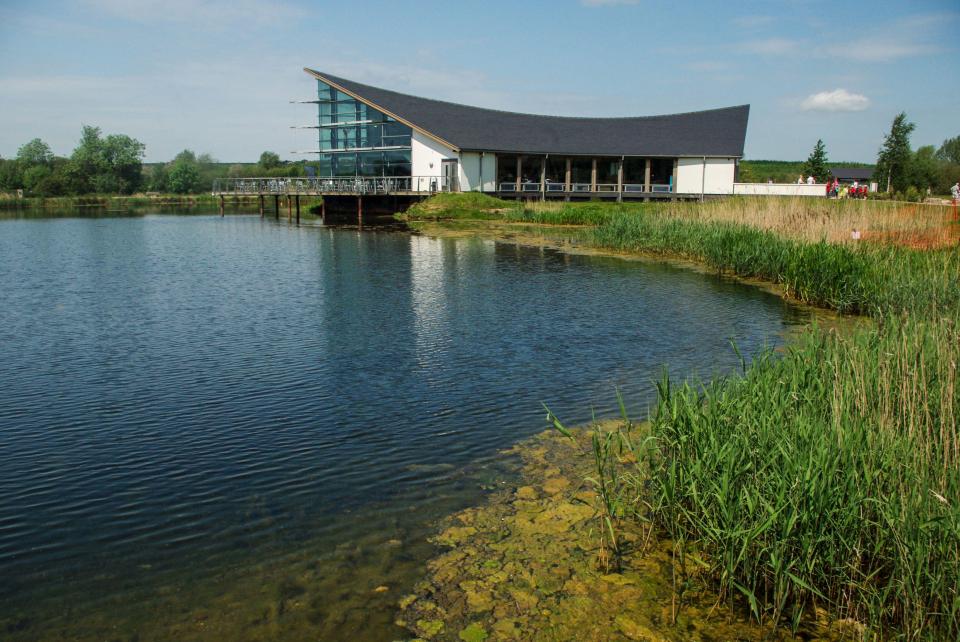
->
[0,0,957,163]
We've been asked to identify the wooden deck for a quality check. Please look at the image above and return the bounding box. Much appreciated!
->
[210,177,699,200]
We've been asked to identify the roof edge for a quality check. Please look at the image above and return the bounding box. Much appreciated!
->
[304,68,748,123]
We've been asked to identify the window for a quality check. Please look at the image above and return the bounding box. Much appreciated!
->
[315,80,412,176]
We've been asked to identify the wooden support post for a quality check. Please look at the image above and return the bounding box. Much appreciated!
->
[591,159,597,193]
[219,194,224,217]
[259,194,264,217]
[274,195,279,219]
[357,195,363,227]
[644,159,651,193]
[295,195,300,225]
[320,200,325,223]
[515,156,522,192]
[617,157,624,202]
[672,159,679,194]
[540,156,546,201]
[565,158,571,193]
[287,195,292,221]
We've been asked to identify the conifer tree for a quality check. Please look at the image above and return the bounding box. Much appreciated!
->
[802,139,829,182]
[876,112,915,193]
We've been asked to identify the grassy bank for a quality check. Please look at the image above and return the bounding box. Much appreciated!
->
[408,193,959,639]
[404,195,959,316]
[0,193,310,210]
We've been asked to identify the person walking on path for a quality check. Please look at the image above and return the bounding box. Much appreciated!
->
[951,181,959,221]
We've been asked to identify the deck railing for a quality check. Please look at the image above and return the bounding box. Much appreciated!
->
[213,176,677,196]
[495,181,673,194]
[212,176,453,196]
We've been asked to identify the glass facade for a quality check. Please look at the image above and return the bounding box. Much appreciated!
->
[315,80,412,177]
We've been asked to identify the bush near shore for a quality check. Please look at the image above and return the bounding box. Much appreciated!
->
[407,193,960,639]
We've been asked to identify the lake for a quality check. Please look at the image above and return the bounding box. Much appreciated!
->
[0,211,808,640]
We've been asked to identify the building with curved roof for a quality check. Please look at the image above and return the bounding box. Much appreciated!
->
[300,68,750,198]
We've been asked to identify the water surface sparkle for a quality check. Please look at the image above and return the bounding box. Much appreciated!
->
[0,213,807,639]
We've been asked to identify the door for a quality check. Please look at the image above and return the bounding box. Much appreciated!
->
[441,159,459,192]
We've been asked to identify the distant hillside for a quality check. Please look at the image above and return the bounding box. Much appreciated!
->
[740,160,874,183]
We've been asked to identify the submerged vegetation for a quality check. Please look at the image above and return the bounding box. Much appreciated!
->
[407,193,960,639]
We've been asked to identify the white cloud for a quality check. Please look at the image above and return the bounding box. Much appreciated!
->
[738,37,799,55]
[800,89,870,112]
[822,38,939,62]
[83,0,303,25]
[580,0,639,6]
[684,61,729,72]
[732,15,775,29]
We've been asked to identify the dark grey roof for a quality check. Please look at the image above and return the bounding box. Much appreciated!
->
[306,69,749,158]
[831,166,874,181]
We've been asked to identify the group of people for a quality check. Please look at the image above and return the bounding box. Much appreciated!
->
[793,174,868,198]
[826,178,868,199]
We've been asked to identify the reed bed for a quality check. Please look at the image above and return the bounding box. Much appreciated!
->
[525,196,955,246]
[414,192,960,637]
[589,209,960,316]
[637,313,959,639]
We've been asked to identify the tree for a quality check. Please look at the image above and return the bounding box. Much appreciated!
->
[174,149,197,164]
[22,165,52,192]
[16,138,54,167]
[909,146,939,193]
[70,125,146,194]
[875,112,916,193]
[259,151,281,169]
[0,159,24,191]
[166,160,201,193]
[146,164,168,192]
[802,139,829,182]
[935,136,960,164]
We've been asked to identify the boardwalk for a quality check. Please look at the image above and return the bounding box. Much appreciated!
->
[211,176,451,197]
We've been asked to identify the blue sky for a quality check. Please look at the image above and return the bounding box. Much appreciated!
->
[0,0,956,163]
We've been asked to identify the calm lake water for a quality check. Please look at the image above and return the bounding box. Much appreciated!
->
[0,211,808,640]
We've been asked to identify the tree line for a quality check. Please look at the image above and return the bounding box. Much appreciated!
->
[3,119,958,199]
[0,127,308,197]
[796,112,958,200]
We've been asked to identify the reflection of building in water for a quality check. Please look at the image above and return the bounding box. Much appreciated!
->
[298,68,750,198]
[409,235,453,370]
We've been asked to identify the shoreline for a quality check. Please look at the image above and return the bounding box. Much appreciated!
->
[392,197,958,641]
[398,425,864,641]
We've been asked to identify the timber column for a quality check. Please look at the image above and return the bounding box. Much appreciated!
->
[295,195,300,225]
[219,195,224,217]
[617,157,624,202]
[259,194,264,217]
[357,195,363,227]
[274,195,279,219]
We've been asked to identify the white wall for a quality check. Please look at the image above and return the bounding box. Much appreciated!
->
[733,183,826,197]
[459,152,497,191]
[411,131,455,185]
[675,157,737,195]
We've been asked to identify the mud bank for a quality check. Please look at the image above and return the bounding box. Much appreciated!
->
[397,426,863,641]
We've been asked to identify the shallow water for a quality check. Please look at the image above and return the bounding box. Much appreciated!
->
[0,211,809,640]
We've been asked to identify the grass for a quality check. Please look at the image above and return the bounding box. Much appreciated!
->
[589,208,960,316]
[412,192,959,639]
[636,314,959,639]
[0,193,229,209]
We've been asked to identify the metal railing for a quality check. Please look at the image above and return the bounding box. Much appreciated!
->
[211,176,454,196]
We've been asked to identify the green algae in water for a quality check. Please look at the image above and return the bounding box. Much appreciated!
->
[399,426,868,642]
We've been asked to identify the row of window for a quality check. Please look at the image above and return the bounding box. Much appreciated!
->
[319,123,411,151]
[316,80,414,167]
[317,151,412,178]
[496,154,675,185]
